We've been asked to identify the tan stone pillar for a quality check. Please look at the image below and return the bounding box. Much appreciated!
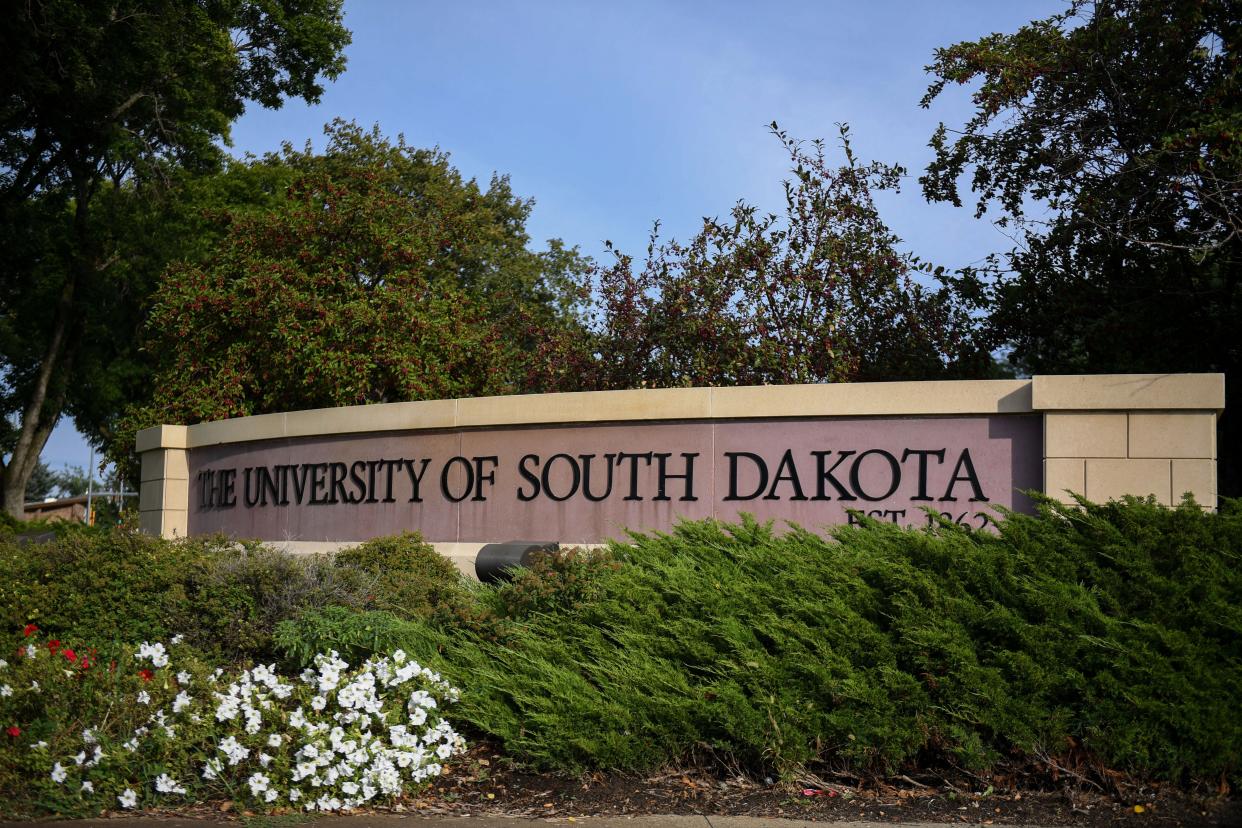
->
[1034,374,1224,509]
[135,425,190,538]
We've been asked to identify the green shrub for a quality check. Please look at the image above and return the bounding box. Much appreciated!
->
[0,529,469,665]
[281,498,1241,785]
[274,605,447,669]
[332,532,468,621]
[0,528,204,645]
[170,541,375,662]
[490,546,619,621]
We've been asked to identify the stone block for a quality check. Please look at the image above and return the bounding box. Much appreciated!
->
[1033,373,1224,411]
[1086,458,1171,505]
[1172,459,1216,509]
[134,424,188,453]
[140,448,188,483]
[1045,412,1128,458]
[1044,458,1086,503]
[1129,412,1216,459]
[709,379,1031,418]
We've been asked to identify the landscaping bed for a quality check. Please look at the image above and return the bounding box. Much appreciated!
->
[0,497,1238,821]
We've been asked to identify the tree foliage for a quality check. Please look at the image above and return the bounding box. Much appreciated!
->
[115,122,587,473]
[921,0,1241,494]
[538,124,992,390]
[0,0,350,516]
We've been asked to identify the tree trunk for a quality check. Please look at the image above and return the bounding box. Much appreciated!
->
[1,277,75,519]
[1,175,91,520]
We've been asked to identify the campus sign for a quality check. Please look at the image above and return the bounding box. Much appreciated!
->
[184,414,1040,542]
[137,375,1223,559]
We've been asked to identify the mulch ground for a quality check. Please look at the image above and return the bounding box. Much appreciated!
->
[83,742,1240,827]
[405,744,1240,828]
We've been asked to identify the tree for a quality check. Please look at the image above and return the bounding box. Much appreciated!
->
[0,0,351,517]
[115,122,587,474]
[921,0,1241,496]
[538,124,992,391]
[23,460,57,502]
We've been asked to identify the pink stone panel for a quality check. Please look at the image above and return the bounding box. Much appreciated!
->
[187,431,462,541]
[457,422,715,542]
[185,415,1040,543]
[712,416,1040,532]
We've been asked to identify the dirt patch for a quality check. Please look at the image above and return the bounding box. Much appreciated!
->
[406,744,1238,828]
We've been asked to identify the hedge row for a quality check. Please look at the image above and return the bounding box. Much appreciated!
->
[280,497,1242,784]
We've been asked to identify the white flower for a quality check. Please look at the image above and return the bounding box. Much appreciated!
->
[136,690,151,705]
[0,684,10,697]
[259,752,272,767]
[176,671,191,685]
[202,758,223,780]
[82,727,97,744]
[24,645,36,658]
[172,691,192,713]
[50,762,67,783]
[265,788,279,803]
[122,738,139,751]
[0,658,7,668]
[171,634,185,645]
[118,788,138,809]
[247,772,271,797]
[31,740,47,750]
[408,690,437,709]
[81,780,94,793]
[289,788,302,802]
[154,773,187,795]
[73,750,86,765]
[137,641,169,668]
[29,680,39,690]
[267,733,283,748]
[214,692,240,721]
[218,735,250,766]
[310,694,327,711]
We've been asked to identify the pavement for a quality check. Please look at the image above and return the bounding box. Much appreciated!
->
[1,815,1051,828]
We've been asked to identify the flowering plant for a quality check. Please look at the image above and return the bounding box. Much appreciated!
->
[0,627,462,816]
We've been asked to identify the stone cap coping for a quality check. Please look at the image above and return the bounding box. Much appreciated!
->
[134,373,1224,452]
[1031,373,1225,411]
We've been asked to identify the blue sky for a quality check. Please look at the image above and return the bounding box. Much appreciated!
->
[41,0,1065,477]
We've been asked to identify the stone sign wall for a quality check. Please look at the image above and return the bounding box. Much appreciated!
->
[137,374,1223,564]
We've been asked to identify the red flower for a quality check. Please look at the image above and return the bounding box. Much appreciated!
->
[139,669,154,682]
[5,726,18,738]
[62,648,76,662]
[22,624,37,637]
[47,639,60,654]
